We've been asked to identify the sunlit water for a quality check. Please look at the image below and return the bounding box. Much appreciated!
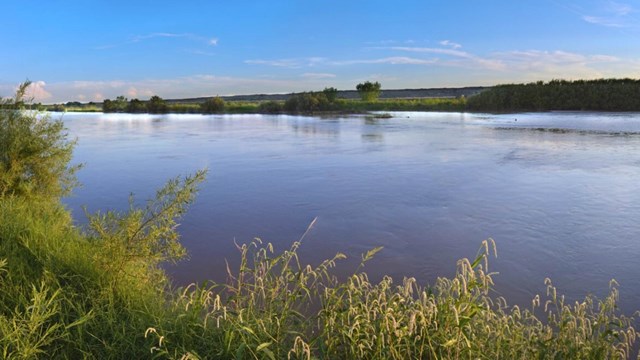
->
[61,111,640,313]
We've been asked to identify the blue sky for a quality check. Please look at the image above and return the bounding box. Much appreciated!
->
[2,0,640,102]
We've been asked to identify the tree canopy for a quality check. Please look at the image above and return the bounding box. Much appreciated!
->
[356,81,382,101]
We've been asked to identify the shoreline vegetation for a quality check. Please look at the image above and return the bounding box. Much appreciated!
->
[3,82,640,358]
[34,78,640,115]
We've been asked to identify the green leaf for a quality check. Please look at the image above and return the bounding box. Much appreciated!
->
[256,342,272,351]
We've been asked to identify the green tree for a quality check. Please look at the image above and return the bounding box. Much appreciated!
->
[323,87,339,102]
[127,98,146,113]
[0,82,79,199]
[102,99,114,112]
[114,96,128,112]
[356,81,381,101]
[147,95,168,114]
[200,97,226,113]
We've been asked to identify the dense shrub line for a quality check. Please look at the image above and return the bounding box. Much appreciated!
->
[466,78,640,112]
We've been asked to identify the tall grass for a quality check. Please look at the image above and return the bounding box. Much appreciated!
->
[143,235,638,359]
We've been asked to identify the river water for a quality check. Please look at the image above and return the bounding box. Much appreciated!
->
[61,111,640,313]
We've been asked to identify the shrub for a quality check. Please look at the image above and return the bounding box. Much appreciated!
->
[257,100,283,114]
[0,82,79,199]
[356,81,382,101]
[284,92,331,113]
[323,87,339,102]
[200,97,226,113]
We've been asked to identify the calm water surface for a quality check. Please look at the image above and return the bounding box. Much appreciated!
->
[61,111,640,312]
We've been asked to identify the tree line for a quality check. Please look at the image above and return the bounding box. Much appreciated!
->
[466,78,640,112]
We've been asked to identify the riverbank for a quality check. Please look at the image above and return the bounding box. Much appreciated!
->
[45,97,468,114]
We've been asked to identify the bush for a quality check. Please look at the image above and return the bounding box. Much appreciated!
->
[200,97,226,113]
[323,87,339,102]
[257,100,283,114]
[102,96,128,113]
[284,92,331,113]
[0,82,79,199]
[356,81,382,101]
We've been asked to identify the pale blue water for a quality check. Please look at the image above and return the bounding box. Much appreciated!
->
[61,111,640,313]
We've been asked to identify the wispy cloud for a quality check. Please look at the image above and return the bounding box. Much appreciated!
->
[330,56,437,66]
[246,55,439,68]
[583,15,626,27]
[580,1,637,28]
[387,46,506,70]
[301,72,336,79]
[439,40,462,49]
[244,57,326,69]
[96,32,218,50]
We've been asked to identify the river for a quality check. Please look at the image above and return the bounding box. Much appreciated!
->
[61,111,640,313]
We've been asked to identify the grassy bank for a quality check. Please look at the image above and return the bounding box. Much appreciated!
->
[3,83,640,358]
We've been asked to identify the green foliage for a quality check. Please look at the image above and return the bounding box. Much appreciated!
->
[356,81,382,101]
[466,78,640,112]
[147,95,168,114]
[200,97,226,114]
[102,95,129,113]
[257,101,284,114]
[284,92,333,113]
[86,170,206,286]
[0,82,78,199]
[0,171,206,358]
[322,87,338,102]
[126,98,146,113]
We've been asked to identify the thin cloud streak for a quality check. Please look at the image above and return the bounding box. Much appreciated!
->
[95,32,218,50]
[301,73,336,79]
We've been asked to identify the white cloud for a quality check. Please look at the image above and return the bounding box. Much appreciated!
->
[245,57,327,69]
[301,72,336,79]
[24,81,52,101]
[131,32,185,42]
[388,46,506,70]
[583,15,625,27]
[331,56,438,66]
[96,32,220,50]
[439,40,462,49]
[126,87,138,98]
[581,1,636,28]
[609,1,633,16]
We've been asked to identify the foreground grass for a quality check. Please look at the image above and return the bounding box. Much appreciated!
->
[1,187,638,359]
